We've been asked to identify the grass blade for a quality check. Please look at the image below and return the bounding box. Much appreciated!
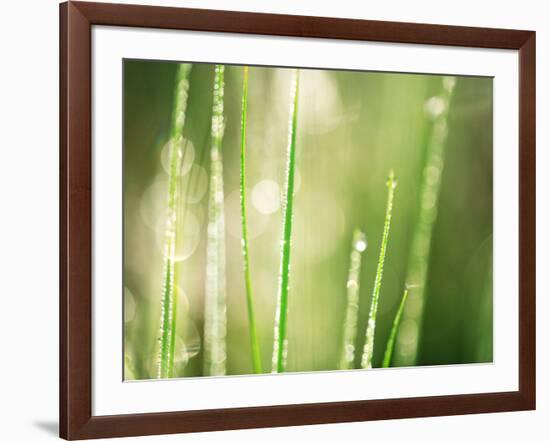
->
[204,65,228,376]
[339,229,367,370]
[394,77,457,366]
[272,68,300,373]
[382,286,410,368]
[239,67,263,374]
[157,63,192,379]
[361,171,397,369]
[167,278,179,378]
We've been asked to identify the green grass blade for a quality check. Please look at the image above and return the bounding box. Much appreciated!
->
[361,171,397,369]
[239,66,263,374]
[394,77,457,366]
[339,229,367,370]
[204,65,228,376]
[167,279,179,378]
[272,68,300,373]
[157,63,192,379]
[382,286,410,368]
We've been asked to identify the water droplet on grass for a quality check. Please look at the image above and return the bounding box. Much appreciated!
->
[424,96,446,119]
[354,233,367,252]
[160,138,195,177]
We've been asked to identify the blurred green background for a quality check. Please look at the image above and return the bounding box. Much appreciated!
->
[123,60,493,380]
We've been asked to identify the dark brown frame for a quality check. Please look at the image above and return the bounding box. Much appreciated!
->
[60,1,536,439]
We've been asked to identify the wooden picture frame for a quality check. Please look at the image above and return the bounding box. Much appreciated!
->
[60,1,536,439]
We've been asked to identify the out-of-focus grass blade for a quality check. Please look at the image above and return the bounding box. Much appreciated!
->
[339,229,367,370]
[204,65,228,376]
[394,77,457,366]
[239,66,263,374]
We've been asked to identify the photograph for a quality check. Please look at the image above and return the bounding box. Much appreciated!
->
[123,60,493,380]
[0,0,544,438]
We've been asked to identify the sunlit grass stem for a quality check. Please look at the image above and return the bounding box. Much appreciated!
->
[382,286,410,368]
[157,63,192,379]
[395,77,457,366]
[339,229,367,370]
[166,282,179,378]
[204,65,228,376]
[239,67,263,374]
[272,69,300,373]
[361,171,397,369]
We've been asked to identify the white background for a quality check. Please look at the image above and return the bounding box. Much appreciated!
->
[0,0,547,439]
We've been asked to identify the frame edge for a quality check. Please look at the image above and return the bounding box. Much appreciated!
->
[60,1,94,439]
[60,2,537,439]
[59,1,68,437]
[518,31,536,410]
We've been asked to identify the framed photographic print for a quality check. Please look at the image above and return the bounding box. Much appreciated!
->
[60,1,536,439]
